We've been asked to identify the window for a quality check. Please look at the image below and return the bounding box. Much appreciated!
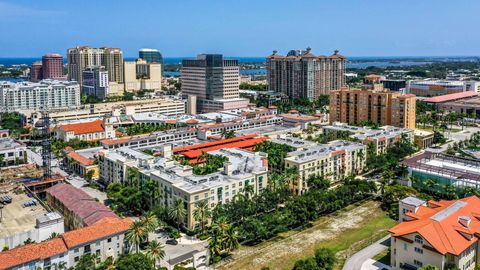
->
[74,256,79,262]
[108,238,112,243]
[403,243,408,251]
[414,235,423,244]
[414,247,423,254]
[74,248,79,253]
[413,260,423,267]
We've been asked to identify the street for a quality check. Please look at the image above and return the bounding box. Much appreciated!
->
[343,235,390,270]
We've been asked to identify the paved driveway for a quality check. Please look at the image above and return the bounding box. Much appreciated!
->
[343,235,390,270]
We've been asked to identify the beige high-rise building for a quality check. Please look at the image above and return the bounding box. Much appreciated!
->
[124,58,162,92]
[266,48,346,100]
[329,81,416,129]
[67,46,124,86]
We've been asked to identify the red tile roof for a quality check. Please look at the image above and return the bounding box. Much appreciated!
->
[389,196,480,255]
[0,238,67,269]
[62,217,133,248]
[424,91,478,103]
[0,218,133,269]
[46,184,118,226]
[66,150,95,166]
[57,120,104,135]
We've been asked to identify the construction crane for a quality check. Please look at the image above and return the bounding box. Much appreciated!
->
[40,106,52,180]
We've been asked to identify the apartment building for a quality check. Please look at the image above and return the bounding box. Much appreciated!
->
[406,80,480,97]
[124,58,162,92]
[0,217,132,270]
[389,196,480,270]
[322,122,415,155]
[55,119,115,142]
[99,146,268,229]
[0,138,27,167]
[46,184,118,230]
[0,80,80,112]
[67,46,124,86]
[21,96,186,126]
[181,54,249,113]
[284,140,366,194]
[266,48,346,99]
[329,86,416,129]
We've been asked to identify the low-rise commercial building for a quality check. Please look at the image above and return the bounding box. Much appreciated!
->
[55,119,115,142]
[407,80,480,96]
[413,129,434,149]
[63,147,101,180]
[389,196,480,270]
[0,80,80,112]
[22,96,186,126]
[46,184,118,230]
[403,153,480,191]
[0,217,132,270]
[0,138,27,167]
[322,122,414,154]
[284,140,366,194]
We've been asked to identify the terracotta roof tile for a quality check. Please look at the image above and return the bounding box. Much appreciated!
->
[0,238,67,269]
[58,120,104,135]
[389,196,480,255]
[62,218,133,248]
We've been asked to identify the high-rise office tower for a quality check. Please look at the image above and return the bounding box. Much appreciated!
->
[82,66,109,99]
[30,61,43,82]
[266,48,346,100]
[139,48,163,64]
[42,53,64,80]
[67,46,124,85]
[181,54,248,113]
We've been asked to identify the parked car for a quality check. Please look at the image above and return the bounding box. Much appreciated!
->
[166,239,178,245]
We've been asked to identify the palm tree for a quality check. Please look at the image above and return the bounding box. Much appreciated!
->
[169,198,186,229]
[140,212,159,242]
[145,240,165,267]
[47,232,59,240]
[223,226,239,253]
[126,220,147,253]
[193,200,211,232]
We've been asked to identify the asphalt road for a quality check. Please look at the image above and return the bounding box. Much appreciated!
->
[342,235,390,270]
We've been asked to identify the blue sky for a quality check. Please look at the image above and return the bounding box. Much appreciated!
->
[0,0,479,57]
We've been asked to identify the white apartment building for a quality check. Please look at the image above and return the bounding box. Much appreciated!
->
[99,146,268,229]
[0,217,132,270]
[284,140,366,194]
[323,122,415,155]
[0,80,81,112]
[0,138,28,166]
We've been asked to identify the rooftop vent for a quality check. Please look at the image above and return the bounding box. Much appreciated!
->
[458,216,471,228]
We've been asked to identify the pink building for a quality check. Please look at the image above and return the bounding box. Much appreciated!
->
[30,61,43,82]
[42,53,64,79]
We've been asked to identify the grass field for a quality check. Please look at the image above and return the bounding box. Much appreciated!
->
[215,200,396,270]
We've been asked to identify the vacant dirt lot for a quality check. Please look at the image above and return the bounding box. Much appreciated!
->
[216,200,395,270]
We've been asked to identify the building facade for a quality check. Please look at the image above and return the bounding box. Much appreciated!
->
[0,138,27,167]
[67,46,124,86]
[124,58,162,92]
[181,54,249,112]
[266,48,346,100]
[99,146,268,229]
[406,80,480,97]
[0,217,132,270]
[0,80,81,112]
[139,48,163,64]
[29,61,43,82]
[55,119,115,142]
[42,54,64,80]
[329,87,416,129]
[284,140,366,194]
[390,196,480,270]
[82,66,109,99]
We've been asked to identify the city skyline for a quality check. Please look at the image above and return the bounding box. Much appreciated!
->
[1,0,480,57]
